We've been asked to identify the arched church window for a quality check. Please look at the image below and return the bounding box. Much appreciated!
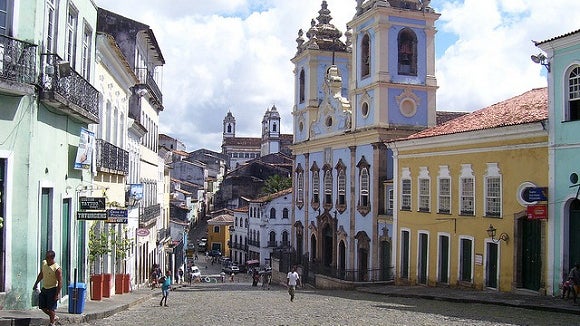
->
[227,124,232,133]
[398,28,417,76]
[361,34,370,78]
[273,123,277,132]
[299,69,305,103]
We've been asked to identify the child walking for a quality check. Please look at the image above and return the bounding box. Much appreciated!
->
[159,270,172,307]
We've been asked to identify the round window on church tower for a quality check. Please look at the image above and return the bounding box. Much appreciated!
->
[361,102,369,117]
[400,98,417,117]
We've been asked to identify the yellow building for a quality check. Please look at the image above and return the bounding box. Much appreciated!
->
[207,213,234,257]
[389,88,548,292]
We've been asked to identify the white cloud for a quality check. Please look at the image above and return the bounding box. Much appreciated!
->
[95,0,580,151]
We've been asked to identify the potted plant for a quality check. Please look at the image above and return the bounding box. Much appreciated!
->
[88,222,111,300]
[111,227,132,294]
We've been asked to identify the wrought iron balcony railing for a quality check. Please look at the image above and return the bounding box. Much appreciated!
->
[248,240,260,247]
[0,35,37,86]
[267,240,278,247]
[39,53,99,124]
[140,203,160,225]
[135,67,162,105]
[96,139,129,175]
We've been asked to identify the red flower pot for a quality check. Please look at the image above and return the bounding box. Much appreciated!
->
[90,274,103,301]
[115,274,124,294]
[123,274,131,293]
[102,273,112,298]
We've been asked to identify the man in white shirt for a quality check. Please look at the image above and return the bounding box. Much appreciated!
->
[286,266,300,302]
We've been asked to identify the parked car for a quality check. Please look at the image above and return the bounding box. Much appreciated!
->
[208,249,222,257]
[224,264,240,274]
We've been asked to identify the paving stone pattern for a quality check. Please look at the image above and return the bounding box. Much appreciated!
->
[80,282,580,326]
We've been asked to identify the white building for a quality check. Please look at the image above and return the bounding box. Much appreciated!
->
[231,188,293,267]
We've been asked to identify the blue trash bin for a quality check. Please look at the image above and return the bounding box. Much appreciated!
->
[68,283,86,314]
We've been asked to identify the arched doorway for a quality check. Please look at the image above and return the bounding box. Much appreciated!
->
[355,231,370,281]
[569,199,580,271]
[322,224,333,267]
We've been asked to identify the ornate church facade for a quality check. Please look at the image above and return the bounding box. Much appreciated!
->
[291,0,439,283]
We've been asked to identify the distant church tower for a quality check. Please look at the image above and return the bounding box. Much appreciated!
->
[261,105,281,156]
[223,111,236,139]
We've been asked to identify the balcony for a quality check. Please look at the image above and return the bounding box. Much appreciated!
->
[140,203,160,226]
[39,54,99,124]
[248,239,260,247]
[96,139,129,175]
[135,67,162,106]
[157,228,171,243]
[0,35,37,93]
[267,240,278,248]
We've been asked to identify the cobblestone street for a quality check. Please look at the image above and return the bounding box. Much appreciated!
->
[80,281,580,326]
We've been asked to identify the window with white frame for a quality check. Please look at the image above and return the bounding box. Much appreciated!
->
[459,164,475,216]
[311,163,320,207]
[568,66,580,121]
[45,0,57,54]
[357,156,371,214]
[484,163,501,217]
[323,167,332,207]
[336,160,346,209]
[296,164,304,208]
[418,167,430,212]
[401,168,411,211]
[360,168,369,207]
[81,23,92,79]
[65,4,78,68]
[438,166,451,214]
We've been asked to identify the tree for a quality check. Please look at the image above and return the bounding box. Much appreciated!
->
[262,174,292,195]
[88,222,111,275]
[110,227,132,274]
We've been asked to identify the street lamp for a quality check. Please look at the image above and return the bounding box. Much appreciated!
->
[486,224,509,243]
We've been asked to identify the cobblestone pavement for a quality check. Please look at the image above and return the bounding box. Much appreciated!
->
[80,281,580,326]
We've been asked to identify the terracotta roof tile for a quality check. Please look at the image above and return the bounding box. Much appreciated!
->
[407,88,548,140]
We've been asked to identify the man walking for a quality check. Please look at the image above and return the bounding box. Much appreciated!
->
[33,250,62,326]
[286,266,300,302]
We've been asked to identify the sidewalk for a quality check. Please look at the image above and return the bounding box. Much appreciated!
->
[356,284,580,315]
[2,283,579,325]
[0,285,164,326]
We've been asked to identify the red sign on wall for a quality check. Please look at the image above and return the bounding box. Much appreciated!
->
[527,204,548,220]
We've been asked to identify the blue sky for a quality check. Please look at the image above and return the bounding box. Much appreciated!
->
[95,0,580,152]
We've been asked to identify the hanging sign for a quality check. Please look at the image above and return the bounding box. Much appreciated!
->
[106,209,128,224]
[77,211,107,220]
[527,204,548,220]
[79,197,105,210]
[136,228,150,237]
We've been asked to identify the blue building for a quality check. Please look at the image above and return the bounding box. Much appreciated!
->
[290,0,439,287]
[535,29,580,295]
